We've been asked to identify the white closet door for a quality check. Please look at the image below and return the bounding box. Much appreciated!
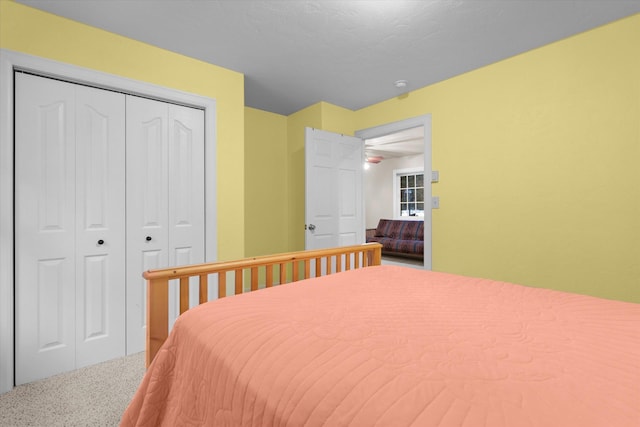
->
[125,96,169,354]
[15,74,77,384]
[74,85,126,368]
[168,104,205,313]
[15,74,126,384]
[125,98,205,354]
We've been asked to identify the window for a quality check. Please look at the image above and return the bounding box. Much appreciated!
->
[399,172,424,217]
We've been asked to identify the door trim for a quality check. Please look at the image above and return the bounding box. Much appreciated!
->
[355,115,432,270]
[0,49,217,394]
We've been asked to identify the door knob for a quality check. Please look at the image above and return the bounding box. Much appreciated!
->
[308,224,316,231]
[145,236,152,242]
[97,239,104,245]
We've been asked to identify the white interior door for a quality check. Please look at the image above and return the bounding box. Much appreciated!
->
[305,128,364,250]
[15,73,126,384]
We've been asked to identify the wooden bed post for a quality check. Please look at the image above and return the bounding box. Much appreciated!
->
[146,277,169,368]
[369,245,382,266]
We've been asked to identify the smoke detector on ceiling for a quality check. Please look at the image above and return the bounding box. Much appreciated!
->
[394,80,408,88]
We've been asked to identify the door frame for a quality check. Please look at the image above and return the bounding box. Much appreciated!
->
[0,49,217,394]
[355,115,432,270]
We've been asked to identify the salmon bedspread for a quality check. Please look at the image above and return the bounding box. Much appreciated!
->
[121,266,640,427]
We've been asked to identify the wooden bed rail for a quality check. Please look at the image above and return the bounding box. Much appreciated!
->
[143,243,383,367]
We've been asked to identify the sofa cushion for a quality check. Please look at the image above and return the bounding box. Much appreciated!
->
[375,219,423,241]
[367,236,424,256]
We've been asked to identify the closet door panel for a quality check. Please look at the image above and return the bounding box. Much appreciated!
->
[15,73,76,384]
[126,96,169,354]
[75,85,126,367]
[168,104,205,316]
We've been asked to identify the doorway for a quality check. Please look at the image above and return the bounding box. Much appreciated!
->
[355,115,432,270]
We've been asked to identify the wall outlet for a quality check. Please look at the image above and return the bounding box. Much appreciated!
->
[431,170,439,183]
[431,196,440,209]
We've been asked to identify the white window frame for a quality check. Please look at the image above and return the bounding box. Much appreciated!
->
[393,167,425,219]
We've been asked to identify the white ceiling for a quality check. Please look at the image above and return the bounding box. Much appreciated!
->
[365,126,425,159]
[16,0,640,116]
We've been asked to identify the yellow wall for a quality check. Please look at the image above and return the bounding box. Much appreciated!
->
[354,14,640,302]
[7,0,636,302]
[1,0,246,260]
[277,14,639,302]
[318,102,357,136]
[244,107,289,256]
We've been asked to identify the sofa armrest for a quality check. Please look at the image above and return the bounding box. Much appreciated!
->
[366,228,377,239]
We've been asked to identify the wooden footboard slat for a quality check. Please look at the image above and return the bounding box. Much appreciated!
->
[179,277,189,314]
[279,263,286,286]
[235,269,242,295]
[266,265,274,288]
[199,274,208,304]
[143,243,382,367]
[292,261,299,282]
[251,267,258,291]
[218,273,226,299]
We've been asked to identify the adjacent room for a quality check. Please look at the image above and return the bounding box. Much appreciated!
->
[363,126,427,268]
[0,0,638,425]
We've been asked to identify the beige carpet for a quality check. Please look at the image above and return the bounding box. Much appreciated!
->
[0,352,145,427]
[381,255,425,269]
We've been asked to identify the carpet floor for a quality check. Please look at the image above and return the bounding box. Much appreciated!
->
[0,352,145,427]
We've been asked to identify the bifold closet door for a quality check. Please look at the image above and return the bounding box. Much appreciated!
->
[15,73,126,385]
[125,96,205,354]
[74,83,126,369]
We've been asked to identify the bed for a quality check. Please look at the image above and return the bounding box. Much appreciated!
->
[121,243,640,427]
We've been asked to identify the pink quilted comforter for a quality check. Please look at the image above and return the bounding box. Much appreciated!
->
[121,266,640,427]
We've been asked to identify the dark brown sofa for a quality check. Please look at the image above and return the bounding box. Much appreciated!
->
[366,219,424,260]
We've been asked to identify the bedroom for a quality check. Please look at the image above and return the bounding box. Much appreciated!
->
[0,0,638,423]
[243,11,639,304]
